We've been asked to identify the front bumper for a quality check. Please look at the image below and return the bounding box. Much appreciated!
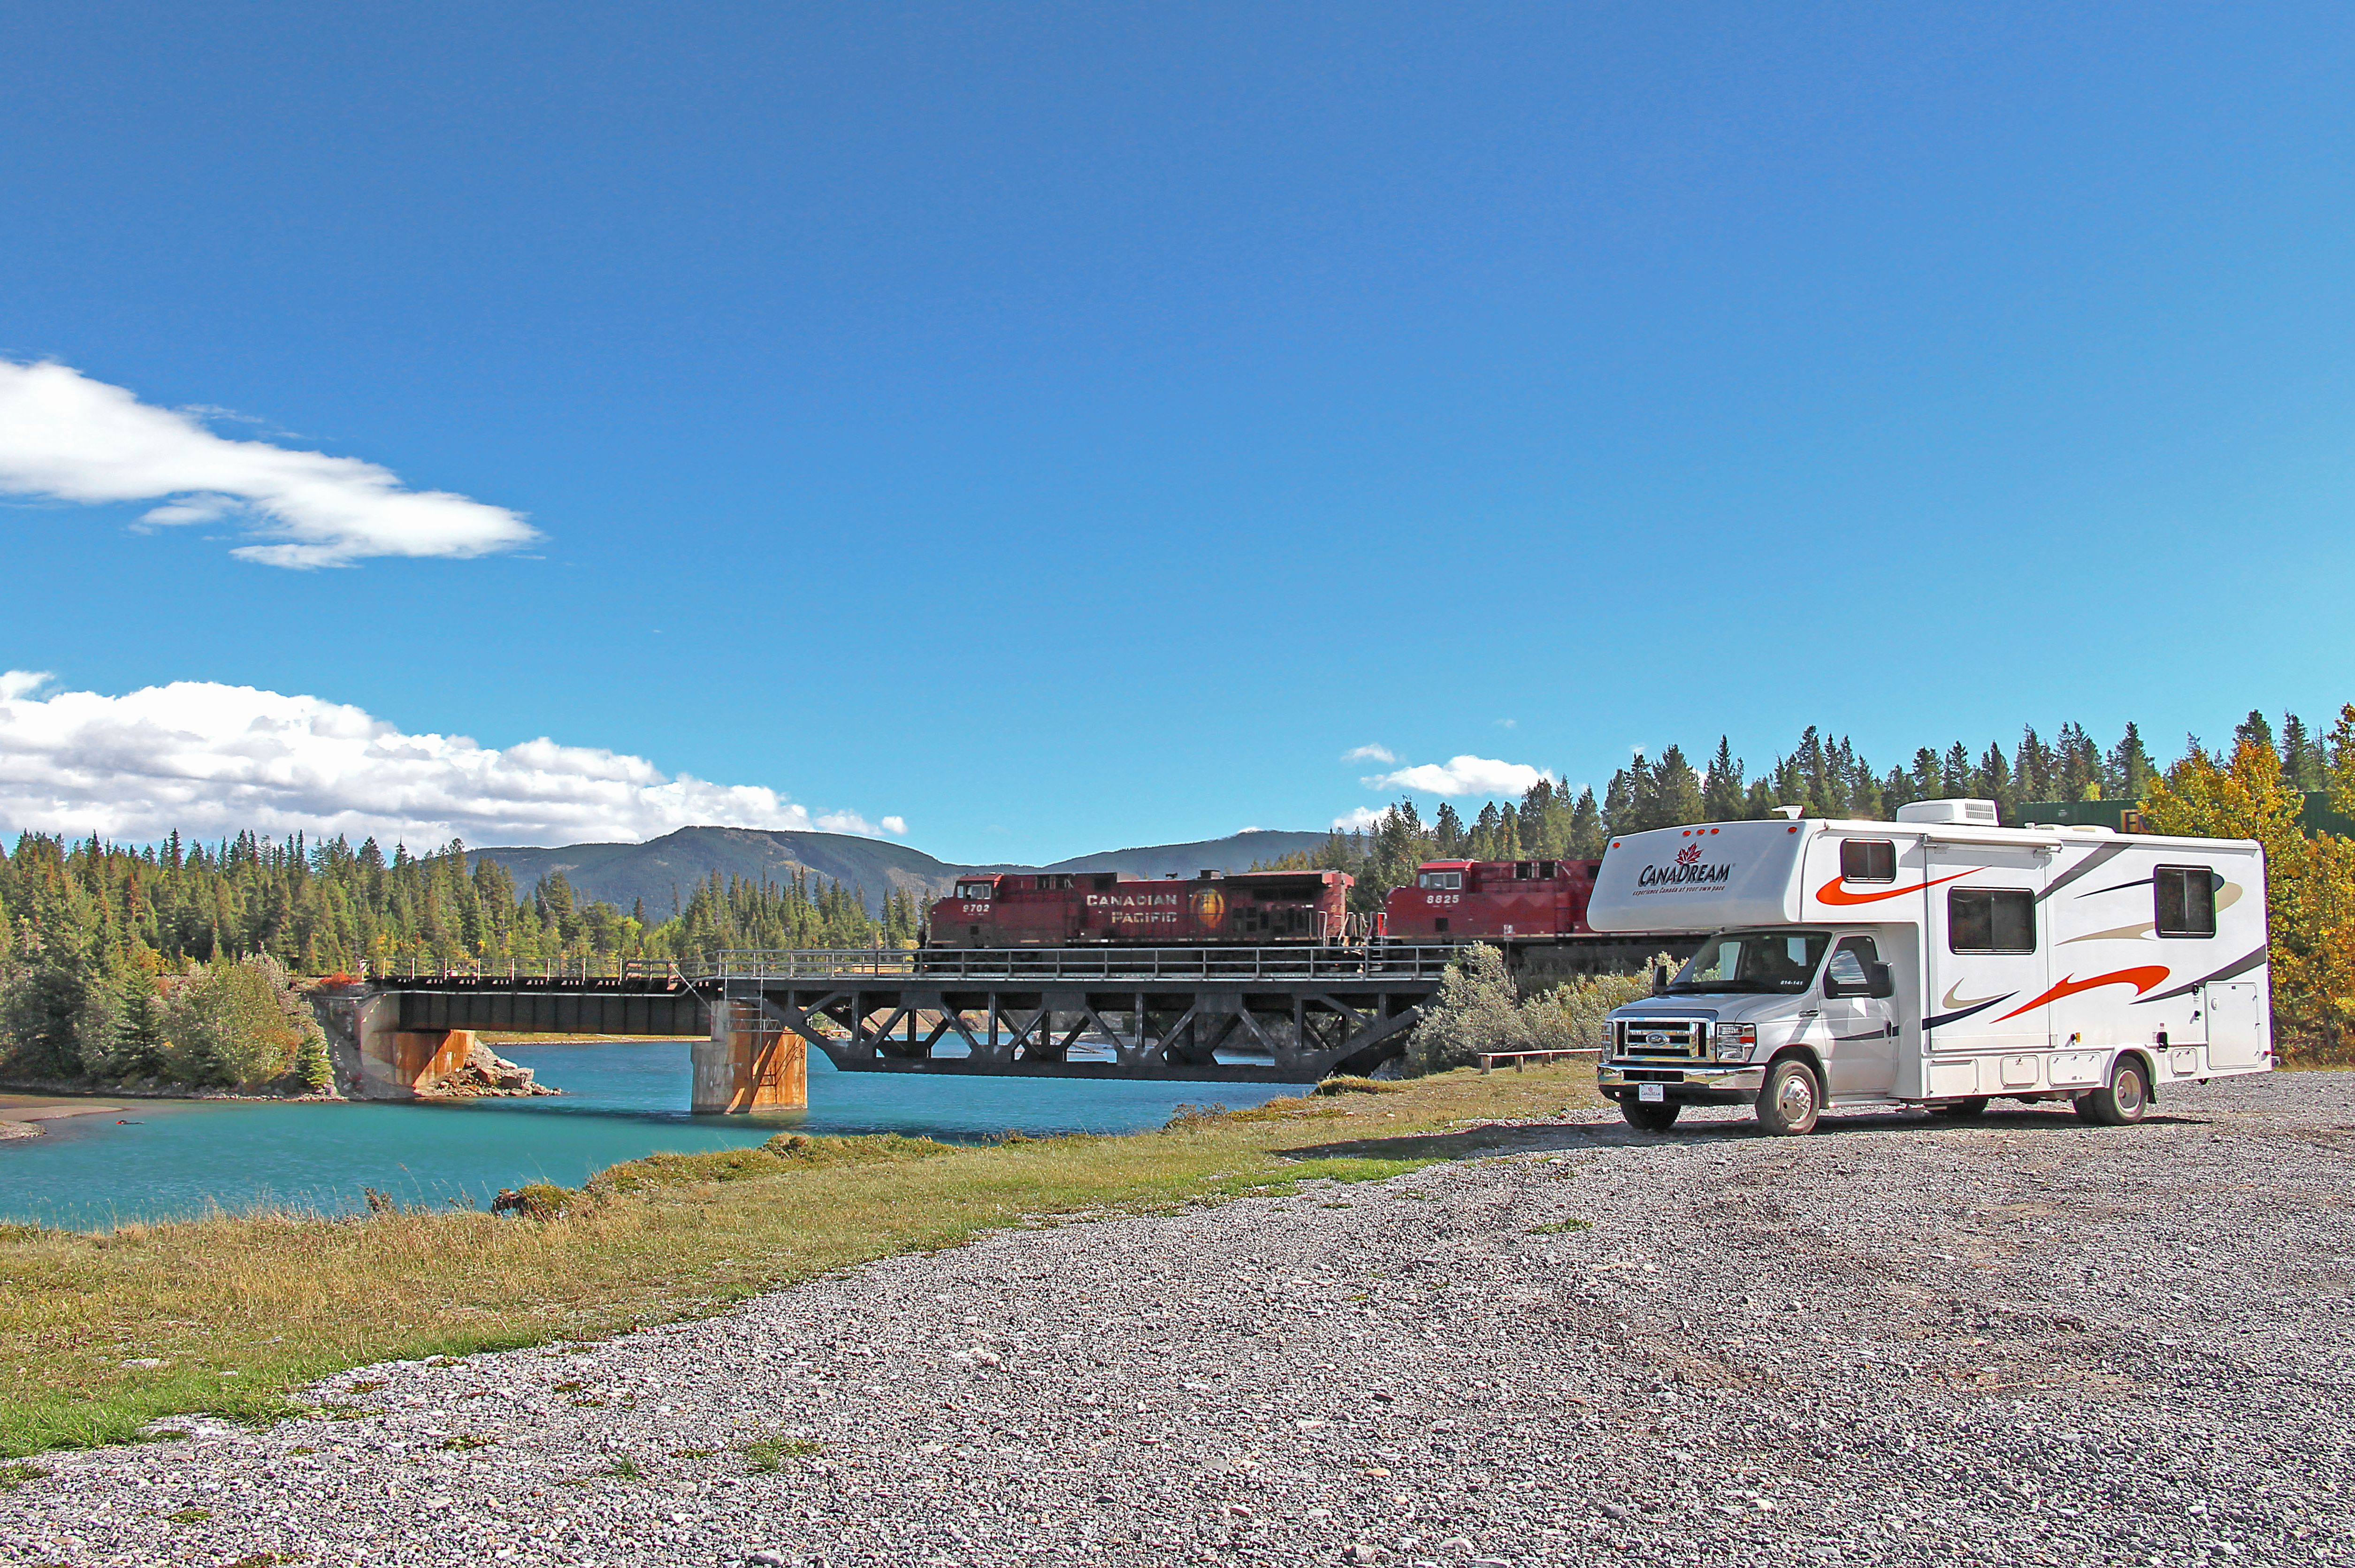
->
[1598,1058,1765,1107]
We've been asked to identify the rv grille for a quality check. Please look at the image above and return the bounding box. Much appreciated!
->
[1616,1019,1709,1059]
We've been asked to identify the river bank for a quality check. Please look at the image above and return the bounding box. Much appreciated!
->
[0,1093,129,1142]
[0,1064,1581,1457]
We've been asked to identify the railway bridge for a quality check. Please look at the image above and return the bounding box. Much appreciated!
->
[319,946,1454,1114]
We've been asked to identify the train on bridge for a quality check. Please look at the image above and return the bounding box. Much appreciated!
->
[924,856,1672,977]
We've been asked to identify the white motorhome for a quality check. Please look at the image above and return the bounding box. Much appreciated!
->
[1584,799,2269,1135]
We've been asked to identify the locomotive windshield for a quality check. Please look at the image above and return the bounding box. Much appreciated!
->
[1418,870,1463,891]
[955,881,994,899]
[1668,930,1831,995]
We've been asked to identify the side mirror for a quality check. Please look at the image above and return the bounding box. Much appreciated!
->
[1652,963,1671,996]
[1866,962,1895,1000]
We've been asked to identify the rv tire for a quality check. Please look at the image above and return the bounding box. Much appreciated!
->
[1756,1058,1821,1137]
[1621,1098,1682,1133]
[2076,1057,2151,1127]
[1927,1097,1988,1119]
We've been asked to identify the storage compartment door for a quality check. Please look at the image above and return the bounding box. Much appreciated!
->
[2202,981,2266,1069]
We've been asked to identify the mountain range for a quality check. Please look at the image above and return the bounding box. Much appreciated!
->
[473,826,1333,917]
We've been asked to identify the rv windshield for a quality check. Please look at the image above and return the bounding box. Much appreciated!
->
[1668,931,1831,995]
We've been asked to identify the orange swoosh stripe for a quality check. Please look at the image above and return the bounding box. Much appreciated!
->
[1995,966,2171,1022]
[1813,870,1976,906]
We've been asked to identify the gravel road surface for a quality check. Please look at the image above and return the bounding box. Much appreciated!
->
[7,1071,2354,1567]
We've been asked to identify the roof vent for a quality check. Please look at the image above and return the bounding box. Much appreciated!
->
[1895,798,2001,826]
[1200,868,1222,879]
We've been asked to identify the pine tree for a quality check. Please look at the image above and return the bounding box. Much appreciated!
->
[1651,745,1706,828]
[1701,737,1745,822]
[2281,713,2328,792]
[2106,723,2156,801]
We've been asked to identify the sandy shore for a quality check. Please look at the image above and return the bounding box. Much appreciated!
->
[0,1093,130,1141]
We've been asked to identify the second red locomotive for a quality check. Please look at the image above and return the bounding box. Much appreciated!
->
[930,868,1354,947]
[1379,857,1603,941]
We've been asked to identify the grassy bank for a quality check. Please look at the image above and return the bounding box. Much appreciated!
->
[0,1065,1604,1459]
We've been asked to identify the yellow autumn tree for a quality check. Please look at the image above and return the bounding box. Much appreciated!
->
[2141,723,2355,1059]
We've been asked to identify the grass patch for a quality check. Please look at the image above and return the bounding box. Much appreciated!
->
[0,1064,1600,1458]
[0,1461,49,1490]
[742,1435,821,1472]
[1527,1218,1592,1235]
[166,1507,211,1524]
[437,1434,494,1451]
[1313,1076,1409,1096]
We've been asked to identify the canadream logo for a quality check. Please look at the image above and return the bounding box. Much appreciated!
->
[1637,841,1733,889]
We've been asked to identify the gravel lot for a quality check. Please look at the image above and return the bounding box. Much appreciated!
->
[8,1070,2355,1567]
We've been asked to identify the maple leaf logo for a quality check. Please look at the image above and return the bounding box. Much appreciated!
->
[1675,844,1703,867]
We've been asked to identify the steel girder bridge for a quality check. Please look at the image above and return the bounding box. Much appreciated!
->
[337,946,1454,1111]
[686,945,1452,1088]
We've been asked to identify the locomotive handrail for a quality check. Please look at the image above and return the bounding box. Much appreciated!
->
[677,944,1463,985]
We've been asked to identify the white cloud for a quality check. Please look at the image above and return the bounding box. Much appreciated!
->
[1330,806,1386,831]
[0,672,895,847]
[1341,744,1398,763]
[879,815,907,836]
[1364,754,1557,798]
[0,360,540,568]
[1495,718,1517,729]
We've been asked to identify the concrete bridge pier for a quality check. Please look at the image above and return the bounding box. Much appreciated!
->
[693,998,809,1114]
[313,990,484,1099]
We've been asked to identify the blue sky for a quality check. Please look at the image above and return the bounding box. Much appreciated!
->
[1,3,2351,861]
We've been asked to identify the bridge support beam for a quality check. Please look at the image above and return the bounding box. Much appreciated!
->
[693,998,808,1114]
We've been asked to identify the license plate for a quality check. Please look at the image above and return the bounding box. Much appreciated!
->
[1637,1083,1665,1103]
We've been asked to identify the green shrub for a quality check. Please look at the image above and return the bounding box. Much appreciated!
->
[157,955,333,1092]
[1402,946,1662,1076]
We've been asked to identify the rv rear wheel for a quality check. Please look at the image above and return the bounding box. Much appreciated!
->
[1756,1058,1821,1136]
[1621,1098,1681,1133]
[1927,1097,1988,1119]
[2075,1058,2150,1127]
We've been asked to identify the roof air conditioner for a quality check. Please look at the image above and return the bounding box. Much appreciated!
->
[1894,798,2001,826]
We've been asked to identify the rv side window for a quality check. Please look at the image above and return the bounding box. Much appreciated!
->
[1949,888,2035,953]
[2155,866,2217,938]
[1840,839,1896,883]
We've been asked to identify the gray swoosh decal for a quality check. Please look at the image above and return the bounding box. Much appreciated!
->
[1924,994,2015,1031]
[2037,840,2136,903]
[2060,921,2156,945]
[2075,876,2155,900]
[2135,944,2268,1003]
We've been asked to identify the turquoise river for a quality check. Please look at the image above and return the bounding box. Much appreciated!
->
[0,1043,1297,1232]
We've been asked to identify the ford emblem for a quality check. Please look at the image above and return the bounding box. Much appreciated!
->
[1645,1032,1666,1045]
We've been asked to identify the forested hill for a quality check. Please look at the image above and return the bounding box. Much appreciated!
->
[471,826,1332,918]
[1038,830,1330,881]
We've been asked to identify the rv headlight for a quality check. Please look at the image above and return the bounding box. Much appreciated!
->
[1714,1023,1758,1062]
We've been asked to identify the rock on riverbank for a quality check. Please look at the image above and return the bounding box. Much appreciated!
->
[4,1073,2352,1565]
[420,1040,558,1098]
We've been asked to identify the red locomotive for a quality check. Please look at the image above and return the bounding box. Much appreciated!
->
[1380,857,1603,941]
[928,868,1354,947]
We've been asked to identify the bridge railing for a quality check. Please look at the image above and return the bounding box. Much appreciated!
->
[365,958,686,986]
[679,945,1463,984]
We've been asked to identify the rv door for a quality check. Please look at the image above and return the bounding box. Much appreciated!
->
[1925,845,2050,1062]
[2203,981,2264,1069]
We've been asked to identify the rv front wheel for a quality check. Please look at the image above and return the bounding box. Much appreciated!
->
[1756,1058,1821,1136]
[2076,1058,2150,1126]
[1621,1098,1681,1133]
